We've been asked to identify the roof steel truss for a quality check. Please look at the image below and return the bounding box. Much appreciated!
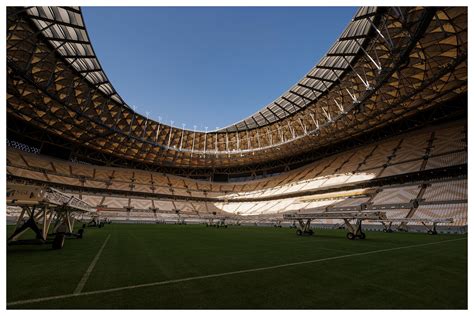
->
[6,7,467,169]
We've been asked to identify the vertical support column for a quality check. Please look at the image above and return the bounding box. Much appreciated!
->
[191,126,196,158]
[42,207,49,240]
[256,130,261,147]
[204,127,208,156]
[179,124,185,150]
[236,131,240,150]
[225,132,229,153]
[246,130,251,149]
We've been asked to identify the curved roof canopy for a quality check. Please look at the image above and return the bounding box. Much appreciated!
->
[220,7,377,132]
[24,6,376,132]
[25,6,128,107]
[7,6,468,169]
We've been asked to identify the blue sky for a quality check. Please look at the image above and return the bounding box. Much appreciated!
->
[82,7,357,131]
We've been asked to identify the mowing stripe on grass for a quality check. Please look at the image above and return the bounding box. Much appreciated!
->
[7,237,466,307]
[73,234,111,294]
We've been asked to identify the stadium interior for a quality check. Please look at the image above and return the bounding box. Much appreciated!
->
[5,6,468,309]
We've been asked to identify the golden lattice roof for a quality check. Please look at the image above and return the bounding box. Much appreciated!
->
[7,7,467,168]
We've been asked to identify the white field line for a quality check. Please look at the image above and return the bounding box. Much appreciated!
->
[73,234,111,294]
[7,237,466,307]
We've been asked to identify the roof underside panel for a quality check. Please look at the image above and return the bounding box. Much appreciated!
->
[26,6,128,108]
[219,6,377,132]
[7,6,468,170]
[25,5,377,133]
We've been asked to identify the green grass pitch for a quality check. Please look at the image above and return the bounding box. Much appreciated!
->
[7,223,467,309]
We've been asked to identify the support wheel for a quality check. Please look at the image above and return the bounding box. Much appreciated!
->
[52,233,65,249]
[296,229,302,236]
[308,229,314,236]
[346,232,355,240]
[77,228,84,239]
[359,232,366,240]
